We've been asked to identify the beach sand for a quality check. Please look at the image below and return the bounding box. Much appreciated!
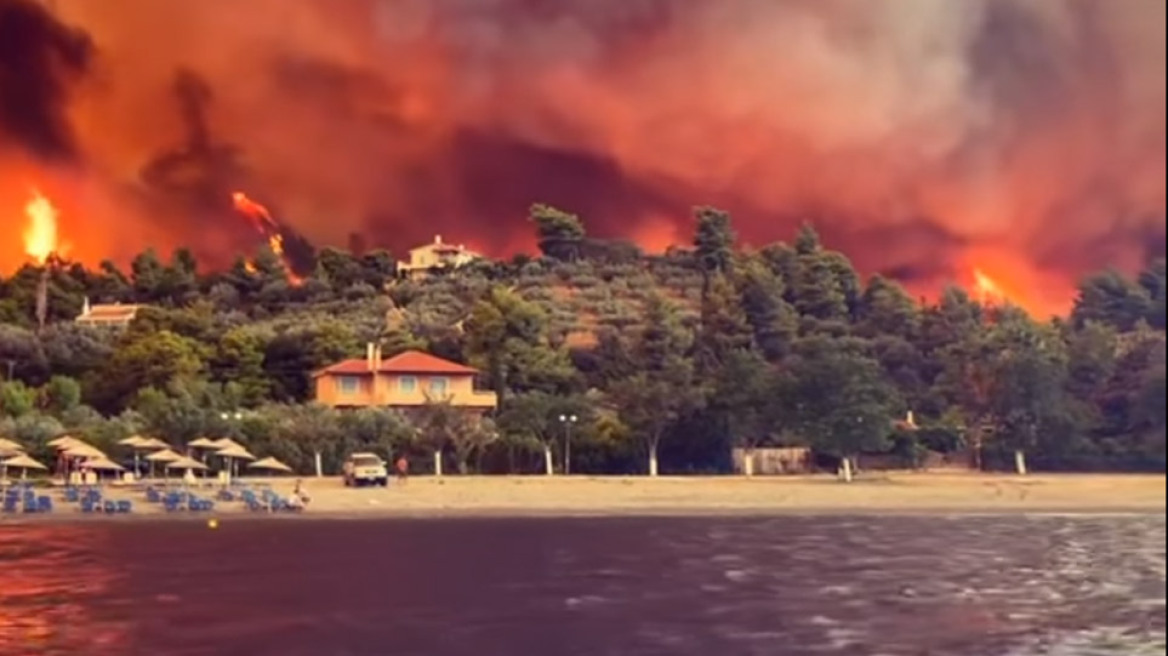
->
[5,473,1164,520]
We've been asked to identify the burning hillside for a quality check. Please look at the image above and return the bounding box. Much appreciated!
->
[1,0,1165,317]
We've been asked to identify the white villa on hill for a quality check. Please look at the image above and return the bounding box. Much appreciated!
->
[397,235,481,279]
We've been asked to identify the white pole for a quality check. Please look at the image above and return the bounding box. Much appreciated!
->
[1014,450,1028,476]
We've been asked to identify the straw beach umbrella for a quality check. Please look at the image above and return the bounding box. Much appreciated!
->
[118,436,158,476]
[247,457,294,475]
[166,456,210,472]
[49,435,84,450]
[166,456,210,485]
[145,448,182,479]
[82,458,126,481]
[188,437,220,464]
[2,453,48,480]
[64,443,107,460]
[137,437,170,451]
[0,437,24,454]
[216,444,256,480]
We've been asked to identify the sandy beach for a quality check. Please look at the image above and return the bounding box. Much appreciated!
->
[4,472,1165,520]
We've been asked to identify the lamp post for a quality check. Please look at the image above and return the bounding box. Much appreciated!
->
[220,411,244,478]
[558,414,578,476]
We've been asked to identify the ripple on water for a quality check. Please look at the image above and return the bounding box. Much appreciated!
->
[0,513,1164,656]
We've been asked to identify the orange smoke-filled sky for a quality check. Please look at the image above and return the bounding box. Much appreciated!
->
[1,0,1165,317]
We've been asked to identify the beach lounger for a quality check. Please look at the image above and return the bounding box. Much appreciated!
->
[116,500,132,513]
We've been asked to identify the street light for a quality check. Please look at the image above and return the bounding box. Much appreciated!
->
[558,414,578,475]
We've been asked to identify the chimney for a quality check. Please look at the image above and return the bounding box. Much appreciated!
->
[435,234,442,245]
[906,410,917,427]
[366,343,376,371]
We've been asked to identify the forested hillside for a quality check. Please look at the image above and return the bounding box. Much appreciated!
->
[2,206,1164,476]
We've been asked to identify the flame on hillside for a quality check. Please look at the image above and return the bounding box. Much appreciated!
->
[23,189,63,264]
[231,191,304,286]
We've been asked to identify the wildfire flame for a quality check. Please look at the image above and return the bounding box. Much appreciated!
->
[23,190,60,264]
[231,191,303,286]
[973,268,1009,306]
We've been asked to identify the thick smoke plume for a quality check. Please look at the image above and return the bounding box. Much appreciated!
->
[1,0,1165,315]
[0,0,91,160]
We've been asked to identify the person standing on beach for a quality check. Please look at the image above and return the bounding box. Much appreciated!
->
[395,456,409,483]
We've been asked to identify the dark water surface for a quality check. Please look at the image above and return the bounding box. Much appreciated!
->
[1,514,1164,656]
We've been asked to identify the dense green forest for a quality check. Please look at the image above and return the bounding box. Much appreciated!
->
[1,205,1165,476]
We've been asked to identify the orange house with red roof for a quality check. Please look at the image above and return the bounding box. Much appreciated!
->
[313,346,498,412]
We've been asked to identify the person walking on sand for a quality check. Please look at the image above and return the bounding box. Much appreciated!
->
[293,479,311,506]
[395,456,409,484]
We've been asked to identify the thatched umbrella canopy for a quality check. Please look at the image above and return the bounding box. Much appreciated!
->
[144,448,182,479]
[247,457,294,474]
[210,438,245,451]
[49,435,84,450]
[2,453,48,480]
[0,437,24,454]
[64,443,107,460]
[145,449,182,463]
[189,437,219,449]
[217,445,256,461]
[82,458,126,480]
[216,444,256,480]
[166,456,210,472]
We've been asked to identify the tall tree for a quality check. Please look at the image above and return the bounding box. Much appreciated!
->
[498,391,585,475]
[98,330,205,411]
[694,272,753,373]
[709,348,778,475]
[463,286,575,404]
[1072,270,1152,332]
[612,295,704,476]
[1138,258,1166,329]
[985,311,1075,474]
[856,275,920,339]
[788,226,850,324]
[693,206,736,275]
[736,257,799,361]
[781,336,900,481]
[530,204,586,262]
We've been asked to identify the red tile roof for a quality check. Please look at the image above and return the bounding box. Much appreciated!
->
[314,350,479,377]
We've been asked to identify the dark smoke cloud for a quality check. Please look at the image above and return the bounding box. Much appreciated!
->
[3,0,1165,314]
[0,0,92,161]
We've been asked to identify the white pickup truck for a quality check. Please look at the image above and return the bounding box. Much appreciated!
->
[342,453,389,487]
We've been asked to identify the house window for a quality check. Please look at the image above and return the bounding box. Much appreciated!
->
[429,376,449,397]
[337,376,362,395]
[399,376,417,393]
